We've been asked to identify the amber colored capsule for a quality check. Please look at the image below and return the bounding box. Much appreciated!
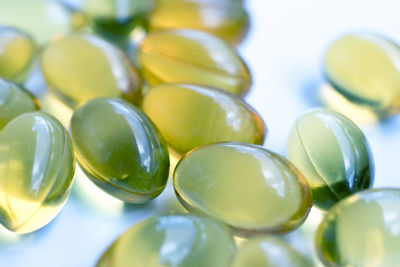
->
[315,189,400,266]
[0,26,36,82]
[174,142,312,235]
[149,0,250,45]
[97,215,235,267]
[288,108,374,210]
[142,84,265,154]
[41,34,141,108]
[0,112,75,233]
[138,29,252,97]
[324,33,400,115]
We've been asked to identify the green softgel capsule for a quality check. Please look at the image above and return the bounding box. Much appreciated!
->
[41,34,141,108]
[0,0,75,45]
[97,215,235,267]
[0,27,36,82]
[149,0,250,45]
[324,33,400,114]
[0,79,39,130]
[173,142,312,235]
[315,188,400,266]
[142,84,265,154]
[231,236,310,267]
[70,98,169,203]
[288,108,374,210]
[82,0,153,35]
[0,112,75,233]
[138,29,252,97]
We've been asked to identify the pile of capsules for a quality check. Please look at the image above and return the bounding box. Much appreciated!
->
[1,0,400,266]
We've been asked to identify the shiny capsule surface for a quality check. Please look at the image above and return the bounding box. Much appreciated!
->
[231,236,310,267]
[82,0,153,35]
[70,98,169,203]
[42,34,141,108]
[174,142,312,235]
[142,84,265,154]
[97,215,235,267]
[288,109,374,210]
[0,112,75,233]
[0,27,36,82]
[0,79,38,129]
[149,0,250,45]
[138,29,251,96]
[0,0,75,45]
[324,33,400,114]
[315,189,400,267]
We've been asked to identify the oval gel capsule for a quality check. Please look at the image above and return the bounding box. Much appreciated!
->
[97,215,235,267]
[138,29,251,96]
[70,98,169,203]
[0,112,75,233]
[41,34,141,108]
[174,142,312,235]
[142,84,265,154]
[288,108,374,210]
[315,189,400,267]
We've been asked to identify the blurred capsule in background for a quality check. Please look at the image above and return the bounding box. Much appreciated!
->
[324,33,400,116]
[97,215,235,267]
[0,27,36,83]
[81,0,154,36]
[231,235,310,267]
[174,142,312,235]
[0,79,39,129]
[0,112,75,233]
[138,29,252,97]
[70,98,169,203]
[0,0,77,45]
[142,84,265,154]
[315,189,400,266]
[41,33,141,108]
[149,0,250,45]
[288,108,374,210]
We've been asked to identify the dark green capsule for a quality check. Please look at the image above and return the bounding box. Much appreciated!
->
[70,98,170,203]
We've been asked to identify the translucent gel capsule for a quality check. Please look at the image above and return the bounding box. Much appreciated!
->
[41,34,141,108]
[0,79,39,129]
[149,0,250,45]
[174,142,312,235]
[70,98,169,203]
[231,236,310,267]
[0,27,36,82]
[138,29,252,96]
[0,112,75,233]
[0,0,75,45]
[142,84,265,154]
[97,215,235,267]
[324,33,400,114]
[288,108,374,210]
[81,0,153,35]
[315,189,400,266]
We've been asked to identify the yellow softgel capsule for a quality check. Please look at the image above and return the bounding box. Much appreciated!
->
[0,27,36,82]
[231,236,310,267]
[142,84,265,154]
[0,112,75,233]
[97,215,235,267]
[41,34,141,108]
[138,29,252,97]
[0,0,75,45]
[315,189,400,266]
[288,108,374,210]
[149,0,250,45]
[324,33,400,114]
[0,79,39,129]
[173,142,312,235]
